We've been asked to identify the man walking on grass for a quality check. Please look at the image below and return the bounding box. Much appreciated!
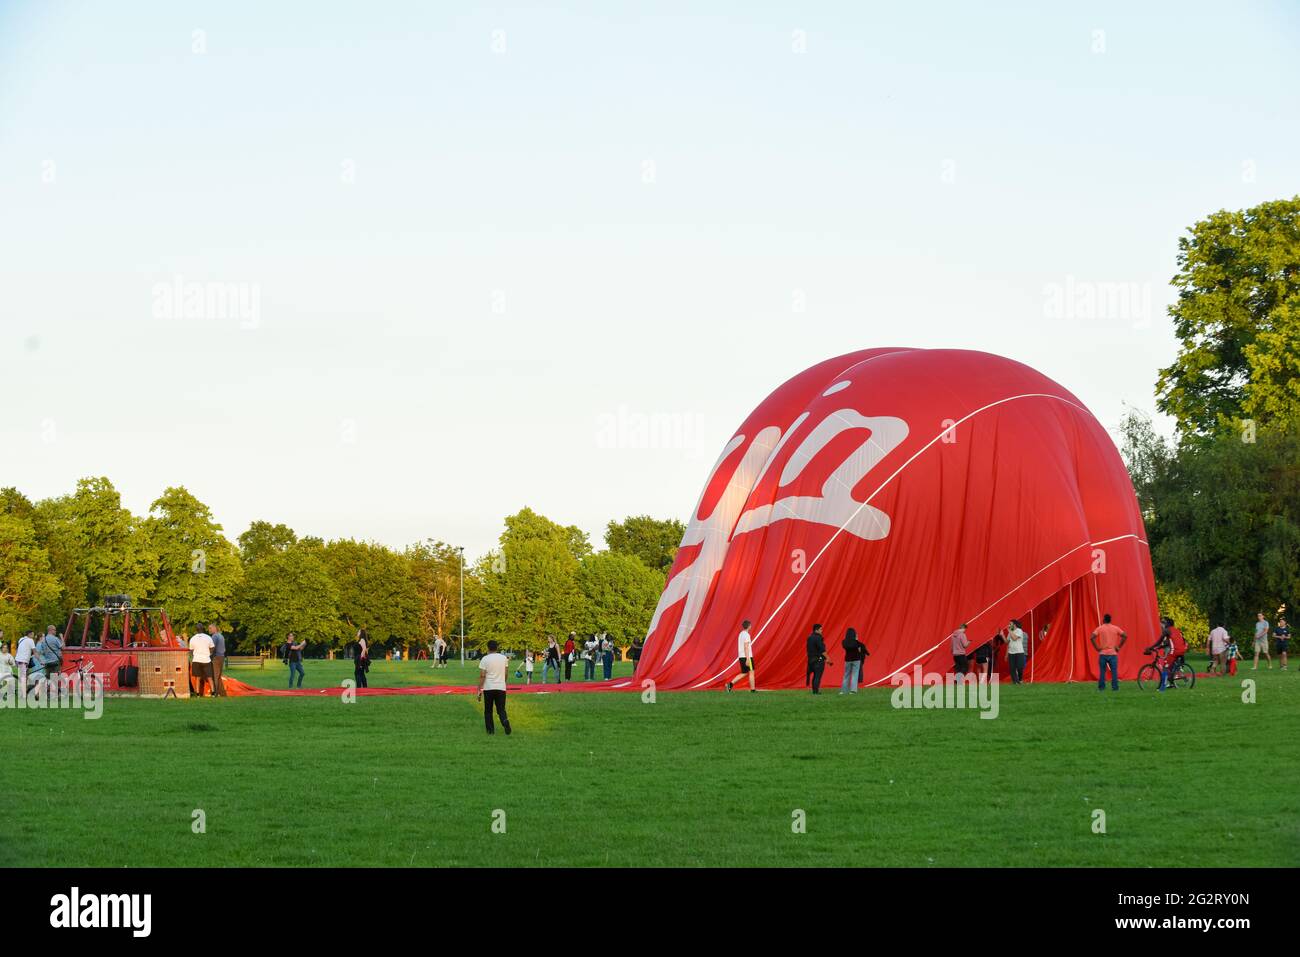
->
[725,619,756,693]
[1090,613,1127,691]
[286,632,306,688]
[477,639,511,735]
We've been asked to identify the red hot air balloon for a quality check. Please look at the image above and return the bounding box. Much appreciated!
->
[634,348,1159,691]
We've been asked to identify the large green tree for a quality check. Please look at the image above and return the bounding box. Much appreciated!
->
[145,486,243,630]
[472,508,588,649]
[1156,196,1300,438]
[605,514,685,572]
[2,487,84,626]
[577,549,665,640]
[231,544,339,651]
[1121,409,1298,628]
[0,511,63,639]
[405,540,465,647]
[42,477,158,605]
[319,539,421,648]
[238,520,299,565]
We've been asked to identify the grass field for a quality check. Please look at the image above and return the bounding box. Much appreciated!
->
[2,659,1297,867]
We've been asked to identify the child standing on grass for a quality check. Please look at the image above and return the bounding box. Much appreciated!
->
[524,650,534,685]
[1225,637,1240,676]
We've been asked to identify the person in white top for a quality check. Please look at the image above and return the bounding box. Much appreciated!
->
[725,619,757,693]
[0,641,16,690]
[1005,619,1028,684]
[15,631,36,690]
[476,640,512,735]
[188,630,215,697]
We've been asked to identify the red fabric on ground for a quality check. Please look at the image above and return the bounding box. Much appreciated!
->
[219,676,633,697]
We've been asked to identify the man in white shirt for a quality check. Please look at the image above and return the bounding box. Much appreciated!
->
[189,630,215,697]
[15,631,37,689]
[476,640,511,735]
[1006,619,1028,684]
[725,619,756,693]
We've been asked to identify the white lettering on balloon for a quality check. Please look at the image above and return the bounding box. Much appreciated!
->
[647,401,909,661]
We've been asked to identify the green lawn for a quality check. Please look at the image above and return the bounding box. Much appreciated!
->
[2,661,1296,867]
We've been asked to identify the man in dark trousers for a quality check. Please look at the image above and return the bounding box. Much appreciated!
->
[805,623,828,694]
[208,622,227,697]
[476,639,511,735]
[563,632,576,680]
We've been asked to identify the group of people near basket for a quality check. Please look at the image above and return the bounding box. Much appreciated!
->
[0,626,65,692]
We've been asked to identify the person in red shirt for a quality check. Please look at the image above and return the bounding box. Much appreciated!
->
[1090,613,1127,691]
[563,632,576,681]
[1145,617,1187,690]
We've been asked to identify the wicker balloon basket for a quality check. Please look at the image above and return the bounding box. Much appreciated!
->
[138,648,191,698]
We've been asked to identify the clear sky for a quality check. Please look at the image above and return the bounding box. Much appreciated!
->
[2,1,1297,560]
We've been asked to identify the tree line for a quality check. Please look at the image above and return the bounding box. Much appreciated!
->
[1120,196,1299,638]
[0,479,683,656]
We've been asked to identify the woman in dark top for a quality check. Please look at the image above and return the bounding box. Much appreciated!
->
[839,627,869,694]
[354,628,369,688]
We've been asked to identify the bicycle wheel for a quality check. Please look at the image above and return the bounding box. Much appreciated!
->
[1137,663,1160,690]
[1171,664,1196,689]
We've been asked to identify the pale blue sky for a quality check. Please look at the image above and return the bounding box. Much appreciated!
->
[2,1,1297,558]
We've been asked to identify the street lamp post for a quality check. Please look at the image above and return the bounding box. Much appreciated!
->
[458,546,465,664]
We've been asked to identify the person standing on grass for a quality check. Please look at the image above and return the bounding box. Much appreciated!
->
[0,640,15,691]
[523,649,535,685]
[564,632,576,681]
[725,620,756,693]
[1275,617,1290,671]
[1090,613,1127,691]
[601,633,615,680]
[477,639,511,735]
[544,635,562,684]
[1006,620,1028,684]
[1252,613,1272,670]
[286,632,306,688]
[630,637,643,674]
[839,627,868,694]
[207,622,227,697]
[355,628,370,688]
[1225,635,1241,676]
[950,623,970,676]
[1208,622,1229,675]
[805,623,828,694]
[189,628,215,697]
[15,630,35,691]
[583,634,598,680]
[33,626,63,693]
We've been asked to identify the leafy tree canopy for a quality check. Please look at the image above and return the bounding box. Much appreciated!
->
[605,514,685,572]
[1156,196,1300,438]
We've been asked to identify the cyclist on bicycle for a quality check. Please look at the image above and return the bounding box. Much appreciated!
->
[1146,617,1188,690]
